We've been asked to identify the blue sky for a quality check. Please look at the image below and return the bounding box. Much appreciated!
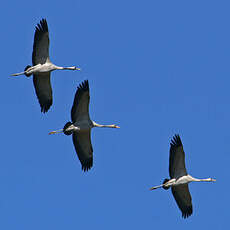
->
[1,0,229,229]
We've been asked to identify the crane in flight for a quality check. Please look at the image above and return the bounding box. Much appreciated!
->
[150,134,216,218]
[11,19,80,113]
[49,80,120,171]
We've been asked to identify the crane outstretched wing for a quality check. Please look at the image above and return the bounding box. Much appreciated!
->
[171,184,193,218]
[71,80,90,123]
[72,131,93,171]
[32,19,50,65]
[33,73,52,113]
[169,134,187,178]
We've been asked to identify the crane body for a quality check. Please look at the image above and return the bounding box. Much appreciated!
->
[11,19,80,112]
[49,80,120,171]
[150,134,216,218]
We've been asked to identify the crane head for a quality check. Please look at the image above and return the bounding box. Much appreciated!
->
[112,124,120,128]
[73,66,81,71]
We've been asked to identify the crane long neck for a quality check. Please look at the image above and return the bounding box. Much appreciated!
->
[93,123,115,128]
[92,121,119,128]
[189,176,215,182]
[55,66,80,70]
[194,178,211,182]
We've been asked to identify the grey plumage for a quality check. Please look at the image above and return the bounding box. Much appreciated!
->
[169,134,187,179]
[171,185,193,218]
[32,19,52,113]
[71,80,93,171]
[169,135,193,218]
[32,19,49,65]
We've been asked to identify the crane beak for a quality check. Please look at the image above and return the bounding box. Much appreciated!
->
[71,66,81,71]
[48,129,64,135]
[211,178,216,182]
[115,125,120,128]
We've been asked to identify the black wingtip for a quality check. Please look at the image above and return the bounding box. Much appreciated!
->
[81,158,93,172]
[40,99,52,113]
[182,206,193,219]
[170,134,182,148]
[40,18,47,24]
[77,80,89,92]
[35,18,48,34]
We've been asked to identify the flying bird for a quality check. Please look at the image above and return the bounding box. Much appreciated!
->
[11,19,80,113]
[150,134,216,218]
[48,80,120,171]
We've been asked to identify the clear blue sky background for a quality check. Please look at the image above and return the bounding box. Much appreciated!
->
[1,0,229,229]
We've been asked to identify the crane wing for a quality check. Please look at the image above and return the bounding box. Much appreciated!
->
[72,131,93,171]
[71,80,90,123]
[32,19,50,65]
[171,184,193,218]
[33,73,52,113]
[169,134,187,178]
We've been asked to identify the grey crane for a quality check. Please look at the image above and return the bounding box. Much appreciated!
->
[49,80,120,171]
[150,134,216,218]
[11,19,80,113]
